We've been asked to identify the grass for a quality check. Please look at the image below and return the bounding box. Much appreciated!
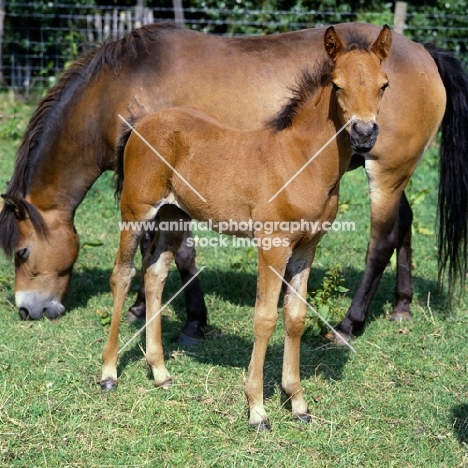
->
[1,93,468,467]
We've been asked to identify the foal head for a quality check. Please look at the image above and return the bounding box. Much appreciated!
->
[324,25,392,153]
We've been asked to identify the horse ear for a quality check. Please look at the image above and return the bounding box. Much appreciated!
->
[371,25,392,61]
[324,26,344,61]
[1,194,28,220]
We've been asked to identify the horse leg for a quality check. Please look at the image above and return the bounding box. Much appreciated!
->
[391,192,413,321]
[332,160,411,341]
[127,231,154,321]
[128,225,208,346]
[282,246,315,423]
[101,228,142,390]
[245,245,291,430]
[174,231,208,345]
[145,207,188,388]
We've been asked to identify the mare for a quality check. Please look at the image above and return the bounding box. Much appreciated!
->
[100,26,391,429]
[0,21,466,343]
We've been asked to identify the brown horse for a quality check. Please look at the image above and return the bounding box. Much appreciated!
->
[100,26,391,429]
[0,21,465,343]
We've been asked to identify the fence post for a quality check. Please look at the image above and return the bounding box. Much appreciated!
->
[394,1,407,35]
[173,0,185,26]
[0,0,4,83]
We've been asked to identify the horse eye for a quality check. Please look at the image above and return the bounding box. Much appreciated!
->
[332,82,341,91]
[16,247,30,260]
[381,82,389,92]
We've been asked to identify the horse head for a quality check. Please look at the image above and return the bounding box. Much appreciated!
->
[0,194,79,320]
[325,25,392,153]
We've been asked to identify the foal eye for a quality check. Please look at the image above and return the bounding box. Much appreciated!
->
[381,82,389,92]
[16,247,30,261]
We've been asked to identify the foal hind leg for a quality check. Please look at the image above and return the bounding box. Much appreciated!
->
[101,228,143,390]
[391,192,413,321]
[281,247,315,423]
[145,206,188,388]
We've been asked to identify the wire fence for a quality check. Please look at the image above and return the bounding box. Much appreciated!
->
[3,3,468,95]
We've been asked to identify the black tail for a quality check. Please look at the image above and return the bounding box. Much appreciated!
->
[425,45,468,291]
[114,116,138,199]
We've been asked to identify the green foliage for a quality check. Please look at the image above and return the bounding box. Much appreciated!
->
[306,264,349,336]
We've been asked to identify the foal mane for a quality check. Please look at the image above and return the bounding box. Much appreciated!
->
[0,22,180,257]
[268,30,372,131]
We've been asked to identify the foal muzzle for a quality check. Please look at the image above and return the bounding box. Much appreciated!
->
[350,119,380,153]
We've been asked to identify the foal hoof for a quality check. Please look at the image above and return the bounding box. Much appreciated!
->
[250,420,271,432]
[296,412,312,424]
[390,310,412,322]
[100,378,118,392]
[155,377,173,390]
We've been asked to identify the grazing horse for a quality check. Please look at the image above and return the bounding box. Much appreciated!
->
[0,21,465,343]
[100,26,391,429]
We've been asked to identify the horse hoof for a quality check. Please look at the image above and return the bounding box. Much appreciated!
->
[325,330,352,345]
[127,303,146,322]
[296,412,312,424]
[175,333,204,347]
[100,378,118,392]
[126,310,144,323]
[251,420,271,432]
[390,311,412,321]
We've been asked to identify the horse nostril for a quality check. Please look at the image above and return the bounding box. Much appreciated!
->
[18,307,29,320]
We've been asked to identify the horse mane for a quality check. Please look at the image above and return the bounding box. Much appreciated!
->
[267,60,334,131]
[114,117,139,200]
[268,30,372,131]
[0,22,180,257]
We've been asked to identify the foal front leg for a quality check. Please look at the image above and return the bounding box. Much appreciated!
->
[245,245,291,430]
[101,229,141,390]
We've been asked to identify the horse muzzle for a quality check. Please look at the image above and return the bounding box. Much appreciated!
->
[349,119,380,153]
[15,291,65,320]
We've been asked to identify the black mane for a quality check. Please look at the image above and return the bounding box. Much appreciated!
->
[268,30,372,131]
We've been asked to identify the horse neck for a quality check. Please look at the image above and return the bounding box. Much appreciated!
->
[284,86,339,158]
[17,81,120,219]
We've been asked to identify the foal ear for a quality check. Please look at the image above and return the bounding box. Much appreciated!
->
[324,26,344,61]
[1,194,28,220]
[371,25,392,61]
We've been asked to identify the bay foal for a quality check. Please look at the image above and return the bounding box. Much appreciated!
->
[101,26,391,429]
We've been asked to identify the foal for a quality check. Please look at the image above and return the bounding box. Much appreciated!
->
[101,26,391,429]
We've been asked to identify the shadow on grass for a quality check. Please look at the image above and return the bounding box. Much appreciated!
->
[65,262,447,397]
[451,404,468,444]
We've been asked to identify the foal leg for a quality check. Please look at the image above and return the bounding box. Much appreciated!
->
[101,229,142,390]
[245,245,291,430]
[391,192,413,321]
[282,247,315,423]
[145,208,187,388]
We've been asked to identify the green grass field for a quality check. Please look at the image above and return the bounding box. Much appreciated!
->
[1,93,468,467]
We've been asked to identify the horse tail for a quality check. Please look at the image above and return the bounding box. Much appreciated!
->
[114,116,138,200]
[424,44,468,291]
